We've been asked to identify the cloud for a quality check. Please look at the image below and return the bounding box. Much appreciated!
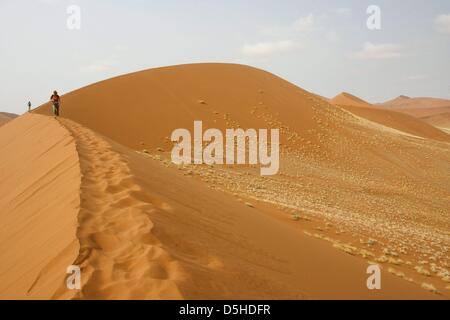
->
[336,8,352,16]
[261,13,316,37]
[292,14,315,32]
[80,57,119,73]
[242,40,300,57]
[242,14,317,57]
[435,14,450,35]
[350,42,404,60]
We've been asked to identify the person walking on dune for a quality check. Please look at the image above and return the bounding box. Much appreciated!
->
[50,91,61,117]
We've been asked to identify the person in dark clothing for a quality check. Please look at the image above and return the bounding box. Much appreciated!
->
[50,91,61,116]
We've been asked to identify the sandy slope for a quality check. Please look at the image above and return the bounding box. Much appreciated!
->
[330,92,450,141]
[124,141,444,299]
[0,112,18,127]
[11,113,438,299]
[381,96,450,129]
[54,118,185,299]
[0,63,447,299]
[0,114,80,299]
[396,107,450,129]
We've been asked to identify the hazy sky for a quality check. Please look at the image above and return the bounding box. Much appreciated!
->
[1,0,450,114]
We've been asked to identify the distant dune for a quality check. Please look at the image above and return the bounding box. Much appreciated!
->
[381,96,450,129]
[330,92,450,141]
[0,112,18,127]
[0,63,448,299]
[330,92,373,108]
[381,95,450,109]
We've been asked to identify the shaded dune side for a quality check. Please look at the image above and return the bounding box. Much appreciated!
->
[395,107,450,129]
[0,114,80,299]
[0,112,18,127]
[53,118,185,299]
[380,97,450,128]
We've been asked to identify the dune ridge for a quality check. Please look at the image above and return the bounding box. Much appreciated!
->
[53,118,185,299]
[330,92,372,108]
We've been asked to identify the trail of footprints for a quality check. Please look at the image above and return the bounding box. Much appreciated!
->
[59,119,184,299]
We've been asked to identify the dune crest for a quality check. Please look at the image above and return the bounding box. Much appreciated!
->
[330,92,372,108]
[55,118,185,299]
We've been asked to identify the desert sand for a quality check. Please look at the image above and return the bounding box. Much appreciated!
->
[0,114,80,299]
[0,112,18,127]
[331,92,450,141]
[0,63,449,299]
[381,96,450,129]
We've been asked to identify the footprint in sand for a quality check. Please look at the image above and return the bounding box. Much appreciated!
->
[56,118,185,299]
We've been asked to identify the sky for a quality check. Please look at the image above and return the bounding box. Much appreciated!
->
[1,0,450,114]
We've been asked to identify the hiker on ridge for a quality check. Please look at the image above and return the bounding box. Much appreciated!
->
[50,91,61,116]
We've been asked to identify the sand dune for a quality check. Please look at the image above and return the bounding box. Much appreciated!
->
[381,95,450,110]
[35,63,329,150]
[54,118,185,299]
[330,92,450,141]
[403,107,450,129]
[0,63,448,299]
[124,142,446,299]
[0,112,18,127]
[381,96,450,129]
[0,114,80,299]
[330,92,373,108]
[2,113,443,299]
